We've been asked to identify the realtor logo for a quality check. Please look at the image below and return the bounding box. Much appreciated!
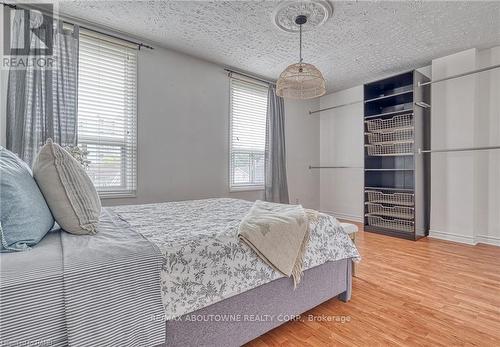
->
[2,3,55,69]
[3,3,53,55]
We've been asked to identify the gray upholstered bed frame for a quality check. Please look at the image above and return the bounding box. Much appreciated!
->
[161,258,352,347]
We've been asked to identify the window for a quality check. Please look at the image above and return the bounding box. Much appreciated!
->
[77,31,137,197]
[229,77,268,190]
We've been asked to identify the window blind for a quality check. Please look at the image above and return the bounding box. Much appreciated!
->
[77,31,138,197]
[229,77,268,190]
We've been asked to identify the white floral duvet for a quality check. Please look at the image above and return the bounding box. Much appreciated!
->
[110,198,360,319]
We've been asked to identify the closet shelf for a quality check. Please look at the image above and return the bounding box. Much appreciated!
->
[364,90,413,104]
[365,168,414,171]
[363,70,430,240]
[365,186,414,192]
[365,153,414,157]
[364,109,413,120]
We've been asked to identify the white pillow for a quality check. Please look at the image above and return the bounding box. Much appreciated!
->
[33,139,101,235]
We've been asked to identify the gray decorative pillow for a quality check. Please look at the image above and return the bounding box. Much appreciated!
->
[33,139,101,235]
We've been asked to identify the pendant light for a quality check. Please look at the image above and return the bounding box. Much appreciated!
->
[276,15,326,100]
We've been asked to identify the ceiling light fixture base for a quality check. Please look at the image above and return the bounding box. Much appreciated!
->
[295,15,307,25]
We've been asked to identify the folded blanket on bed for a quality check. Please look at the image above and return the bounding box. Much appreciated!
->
[238,200,318,287]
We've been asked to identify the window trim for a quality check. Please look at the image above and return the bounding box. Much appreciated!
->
[77,31,138,199]
[229,185,265,193]
[228,76,268,192]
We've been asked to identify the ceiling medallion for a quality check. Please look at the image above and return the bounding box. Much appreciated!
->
[272,0,334,33]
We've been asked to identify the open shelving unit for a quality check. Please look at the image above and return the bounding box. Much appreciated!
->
[363,70,431,240]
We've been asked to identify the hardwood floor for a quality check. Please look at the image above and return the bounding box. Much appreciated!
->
[246,223,500,346]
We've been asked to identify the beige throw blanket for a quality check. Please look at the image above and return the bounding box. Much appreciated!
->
[238,200,319,287]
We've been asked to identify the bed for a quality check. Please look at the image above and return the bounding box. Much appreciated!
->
[0,198,359,347]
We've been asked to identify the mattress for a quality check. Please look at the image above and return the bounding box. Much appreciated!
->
[111,198,360,320]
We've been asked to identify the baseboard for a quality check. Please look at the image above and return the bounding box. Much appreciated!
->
[429,230,500,247]
[475,234,500,247]
[428,230,477,245]
[320,211,363,223]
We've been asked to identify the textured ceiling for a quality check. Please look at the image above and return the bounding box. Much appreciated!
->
[59,1,500,92]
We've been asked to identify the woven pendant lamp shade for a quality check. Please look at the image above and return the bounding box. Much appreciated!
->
[275,13,327,100]
[276,62,326,99]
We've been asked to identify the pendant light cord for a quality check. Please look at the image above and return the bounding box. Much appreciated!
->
[299,24,303,63]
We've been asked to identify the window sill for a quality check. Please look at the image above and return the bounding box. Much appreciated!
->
[99,192,137,199]
[230,186,265,193]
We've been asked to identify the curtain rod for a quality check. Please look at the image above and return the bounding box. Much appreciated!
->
[1,2,154,50]
[224,68,276,86]
[418,63,500,87]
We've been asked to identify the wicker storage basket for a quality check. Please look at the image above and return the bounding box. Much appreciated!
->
[366,215,414,233]
[366,128,413,145]
[366,202,414,219]
[365,114,413,134]
[365,142,414,156]
[365,190,414,206]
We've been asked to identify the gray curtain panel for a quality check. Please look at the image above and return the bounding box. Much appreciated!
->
[265,85,289,204]
[6,13,79,166]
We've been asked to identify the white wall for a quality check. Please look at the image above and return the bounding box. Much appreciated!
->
[429,49,478,244]
[103,47,320,208]
[477,47,500,245]
[285,98,320,210]
[318,86,364,221]
[429,47,500,245]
